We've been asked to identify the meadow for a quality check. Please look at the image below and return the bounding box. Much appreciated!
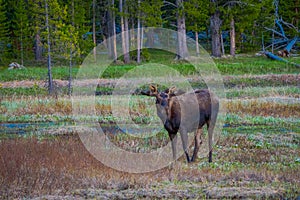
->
[0,51,299,199]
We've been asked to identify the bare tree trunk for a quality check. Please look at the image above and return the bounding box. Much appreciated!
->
[295,0,299,28]
[210,9,222,57]
[120,0,125,58]
[20,27,24,66]
[176,0,189,59]
[111,0,117,62]
[141,23,144,49]
[120,0,130,63]
[35,33,43,60]
[131,20,135,48]
[106,11,112,58]
[137,0,141,63]
[195,31,199,56]
[45,0,53,94]
[107,0,117,62]
[220,31,225,56]
[68,0,75,96]
[124,16,130,63]
[230,17,236,57]
[92,0,97,61]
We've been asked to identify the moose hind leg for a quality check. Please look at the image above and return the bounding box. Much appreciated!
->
[191,128,203,162]
[207,121,215,163]
[180,130,191,163]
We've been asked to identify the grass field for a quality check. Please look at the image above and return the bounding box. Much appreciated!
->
[0,51,299,199]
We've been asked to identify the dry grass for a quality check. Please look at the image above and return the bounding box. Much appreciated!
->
[0,136,169,198]
[225,99,300,118]
[0,133,299,199]
[1,96,299,120]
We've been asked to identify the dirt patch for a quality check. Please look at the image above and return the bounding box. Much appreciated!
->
[205,186,284,199]
[30,185,284,199]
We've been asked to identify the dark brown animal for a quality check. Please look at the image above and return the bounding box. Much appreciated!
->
[142,85,219,163]
[277,49,289,57]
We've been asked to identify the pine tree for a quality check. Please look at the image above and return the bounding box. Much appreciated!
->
[220,0,262,54]
[184,0,209,56]
[27,0,45,61]
[12,0,30,65]
[279,0,299,34]
[0,0,9,64]
[139,0,163,49]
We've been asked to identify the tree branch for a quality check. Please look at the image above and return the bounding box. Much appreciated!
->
[264,27,288,40]
[163,1,177,8]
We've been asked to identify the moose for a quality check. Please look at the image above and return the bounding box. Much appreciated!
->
[142,85,219,163]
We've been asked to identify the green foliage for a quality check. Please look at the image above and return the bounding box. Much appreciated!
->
[0,67,79,82]
[278,0,300,36]
[130,49,150,62]
[140,0,164,27]
[0,0,9,64]
[0,87,47,96]
[184,0,209,32]
[0,0,299,64]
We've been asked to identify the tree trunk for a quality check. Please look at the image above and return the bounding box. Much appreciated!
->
[124,0,130,63]
[220,31,225,56]
[107,0,117,62]
[176,0,189,59]
[106,8,112,59]
[45,0,53,95]
[34,33,43,60]
[111,0,117,62]
[92,0,97,61]
[131,20,135,48]
[68,0,75,96]
[210,10,222,57]
[120,0,130,63]
[137,0,141,63]
[195,31,199,56]
[230,17,236,57]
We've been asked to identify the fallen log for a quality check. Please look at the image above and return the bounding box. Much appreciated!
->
[264,51,300,67]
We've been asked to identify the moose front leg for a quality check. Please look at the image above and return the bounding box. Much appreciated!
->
[191,128,203,162]
[169,133,178,161]
[180,130,191,163]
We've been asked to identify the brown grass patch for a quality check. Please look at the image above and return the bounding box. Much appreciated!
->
[0,133,299,198]
[225,100,300,118]
[0,136,171,198]
[2,96,300,120]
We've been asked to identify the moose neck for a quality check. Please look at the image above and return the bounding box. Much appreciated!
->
[156,100,180,134]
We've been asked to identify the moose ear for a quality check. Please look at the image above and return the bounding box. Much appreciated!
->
[149,85,158,94]
[168,86,176,95]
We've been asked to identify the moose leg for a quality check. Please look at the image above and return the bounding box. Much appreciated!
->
[169,133,178,161]
[191,128,203,162]
[180,131,191,163]
[207,122,214,163]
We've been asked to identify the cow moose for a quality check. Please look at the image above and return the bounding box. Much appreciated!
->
[142,85,219,163]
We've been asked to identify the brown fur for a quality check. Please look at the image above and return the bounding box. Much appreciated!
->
[142,85,219,163]
[277,49,289,57]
